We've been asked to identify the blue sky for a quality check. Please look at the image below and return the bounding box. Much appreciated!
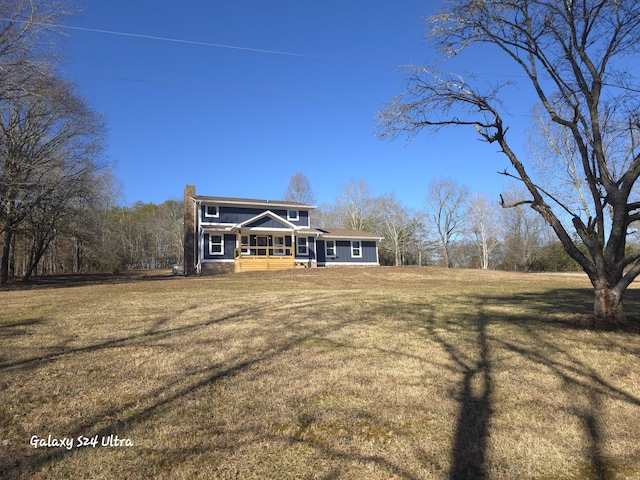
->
[60,1,532,210]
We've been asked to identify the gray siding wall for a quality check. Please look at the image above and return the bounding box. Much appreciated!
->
[201,205,309,227]
[203,233,235,260]
[360,241,378,263]
[316,240,378,264]
[245,216,291,229]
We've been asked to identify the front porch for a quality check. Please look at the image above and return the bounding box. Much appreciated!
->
[233,231,298,273]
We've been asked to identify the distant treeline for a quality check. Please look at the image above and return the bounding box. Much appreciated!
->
[4,200,184,280]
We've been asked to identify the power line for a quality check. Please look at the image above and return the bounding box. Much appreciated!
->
[0,18,400,68]
[7,18,637,102]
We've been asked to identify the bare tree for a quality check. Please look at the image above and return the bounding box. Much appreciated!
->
[466,193,501,270]
[159,199,185,266]
[283,172,316,205]
[526,104,594,218]
[373,192,421,266]
[499,187,549,272]
[379,0,640,323]
[71,170,123,272]
[0,75,106,282]
[0,0,68,97]
[312,202,341,230]
[426,177,468,268]
[335,179,374,231]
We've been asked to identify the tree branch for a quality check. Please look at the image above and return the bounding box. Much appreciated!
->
[499,194,532,209]
[497,170,578,218]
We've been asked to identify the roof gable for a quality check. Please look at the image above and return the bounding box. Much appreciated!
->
[238,210,298,230]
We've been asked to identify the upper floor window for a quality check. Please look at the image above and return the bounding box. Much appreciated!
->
[287,210,299,221]
[351,241,362,258]
[204,205,219,219]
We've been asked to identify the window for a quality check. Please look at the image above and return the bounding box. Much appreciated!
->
[272,236,285,255]
[297,237,308,256]
[325,240,335,257]
[351,241,362,258]
[204,205,219,218]
[209,235,223,255]
[240,235,249,255]
[287,210,299,221]
[256,235,268,256]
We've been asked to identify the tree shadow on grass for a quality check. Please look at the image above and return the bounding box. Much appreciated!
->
[0,304,243,374]
[453,288,640,479]
[2,294,430,479]
[2,281,640,479]
[411,304,494,479]
[372,285,640,479]
[446,313,492,480]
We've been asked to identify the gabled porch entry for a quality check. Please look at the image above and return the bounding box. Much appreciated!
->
[234,232,296,272]
[233,211,298,272]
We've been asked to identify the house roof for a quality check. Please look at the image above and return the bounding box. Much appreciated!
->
[192,195,315,210]
[318,229,384,240]
[297,227,324,236]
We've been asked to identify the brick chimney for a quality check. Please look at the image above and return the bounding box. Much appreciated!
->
[183,185,196,275]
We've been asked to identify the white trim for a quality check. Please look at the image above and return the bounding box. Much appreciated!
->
[201,258,235,263]
[200,222,236,228]
[320,234,384,241]
[238,227,292,232]
[237,210,299,230]
[310,236,316,256]
[351,241,362,258]
[201,226,235,232]
[195,200,201,274]
[197,224,204,270]
[318,262,380,267]
[287,209,299,221]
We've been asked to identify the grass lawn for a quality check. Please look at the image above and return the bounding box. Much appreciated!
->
[1,267,639,479]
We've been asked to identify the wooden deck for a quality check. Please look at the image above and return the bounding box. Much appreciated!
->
[234,255,296,273]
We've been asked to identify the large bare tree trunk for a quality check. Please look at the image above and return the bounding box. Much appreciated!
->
[593,282,624,324]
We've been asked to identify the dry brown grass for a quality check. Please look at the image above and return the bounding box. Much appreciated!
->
[1,267,639,479]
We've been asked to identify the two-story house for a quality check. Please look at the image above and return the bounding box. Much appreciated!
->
[183,185,382,274]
